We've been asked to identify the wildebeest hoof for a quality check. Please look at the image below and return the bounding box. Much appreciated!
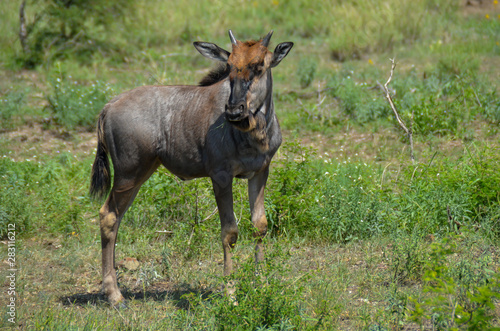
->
[112,300,129,310]
[223,280,238,306]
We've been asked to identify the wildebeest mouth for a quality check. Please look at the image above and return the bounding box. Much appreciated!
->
[225,112,256,132]
[225,112,249,122]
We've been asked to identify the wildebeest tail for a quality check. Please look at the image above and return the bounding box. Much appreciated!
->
[89,113,111,200]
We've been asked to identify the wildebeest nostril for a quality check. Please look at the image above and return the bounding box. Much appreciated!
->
[239,104,245,111]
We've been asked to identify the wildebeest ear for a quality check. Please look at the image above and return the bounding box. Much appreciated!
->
[193,42,230,62]
[271,42,293,68]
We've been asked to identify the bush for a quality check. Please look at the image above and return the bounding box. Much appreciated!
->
[0,154,93,238]
[18,0,135,67]
[409,234,500,330]
[185,243,316,330]
[388,230,429,285]
[483,92,500,123]
[266,141,319,238]
[46,73,115,130]
[0,90,26,130]
[297,57,317,89]
[310,162,383,242]
[328,73,388,124]
[267,139,500,243]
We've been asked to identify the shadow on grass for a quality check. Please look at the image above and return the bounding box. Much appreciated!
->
[59,282,214,310]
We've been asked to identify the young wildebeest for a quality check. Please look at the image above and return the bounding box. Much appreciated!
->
[89,30,293,306]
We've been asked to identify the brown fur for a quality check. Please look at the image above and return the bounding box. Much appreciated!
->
[228,40,270,80]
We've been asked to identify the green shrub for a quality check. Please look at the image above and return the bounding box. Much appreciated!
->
[0,158,39,237]
[0,207,11,240]
[326,70,390,125]
[0,154,93,238]
[388,231,429,285]
[266,141,319,238]
[409,235,500,330]
[17,0,135,67]
[270,139,500,243]
[483,91,500,123]
[297,57,317,89]
[387,69,499,138]
[310,162,383,242]
[0,90,26,130]
[46,73,115,130]
[185,243,315,330]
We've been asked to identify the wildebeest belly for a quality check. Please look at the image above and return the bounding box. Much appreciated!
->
[158,151,207,180]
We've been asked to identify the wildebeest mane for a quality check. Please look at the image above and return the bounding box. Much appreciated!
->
[199,63,231,86]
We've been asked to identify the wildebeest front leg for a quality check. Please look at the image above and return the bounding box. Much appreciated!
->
[211,172,238,276]
[248,166,269,264]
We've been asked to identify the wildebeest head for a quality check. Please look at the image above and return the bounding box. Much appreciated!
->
[194,30,293,132]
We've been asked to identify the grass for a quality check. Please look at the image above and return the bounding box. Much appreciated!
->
[1,0,500,329]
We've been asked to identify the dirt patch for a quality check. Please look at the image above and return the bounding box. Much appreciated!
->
[462,0,500,16]
[0,123,96,161]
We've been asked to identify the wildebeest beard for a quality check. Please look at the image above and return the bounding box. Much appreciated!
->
[230,110,269,152]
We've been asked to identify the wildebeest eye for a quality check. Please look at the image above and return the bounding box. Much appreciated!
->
[250,64,265,78]
[248,71,255,81]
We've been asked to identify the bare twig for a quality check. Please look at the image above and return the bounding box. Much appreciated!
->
[379,58,415,164]
[201,207,218,224]
[472,88,482,107]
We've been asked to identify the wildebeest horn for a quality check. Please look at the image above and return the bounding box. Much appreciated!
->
[262,30,273,47]
[228,30,237,45]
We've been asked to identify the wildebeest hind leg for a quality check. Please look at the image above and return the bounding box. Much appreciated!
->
[99,161,159,306]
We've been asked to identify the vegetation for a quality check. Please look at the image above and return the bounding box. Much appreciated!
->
[1,0,499,329]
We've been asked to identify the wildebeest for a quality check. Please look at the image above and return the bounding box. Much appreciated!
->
[89,30,293,306]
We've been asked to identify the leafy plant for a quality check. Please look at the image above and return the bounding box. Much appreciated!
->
[409,234,500,330]
[267,141,318,238]
[186,243,314,330]
[388,231,428,285]
[311,162,383,242]
[0,90,26,130]
[327,72,389,125]
[297,57,317,88]
[46,71,115,130]
[18,0,135,67]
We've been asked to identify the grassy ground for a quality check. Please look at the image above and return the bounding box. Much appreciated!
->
[1,0,500,329]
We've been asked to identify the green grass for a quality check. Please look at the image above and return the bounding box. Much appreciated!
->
[1,0,500,329]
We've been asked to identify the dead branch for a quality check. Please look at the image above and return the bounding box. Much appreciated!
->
[19,0,29,55]
[378,58,415,164]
